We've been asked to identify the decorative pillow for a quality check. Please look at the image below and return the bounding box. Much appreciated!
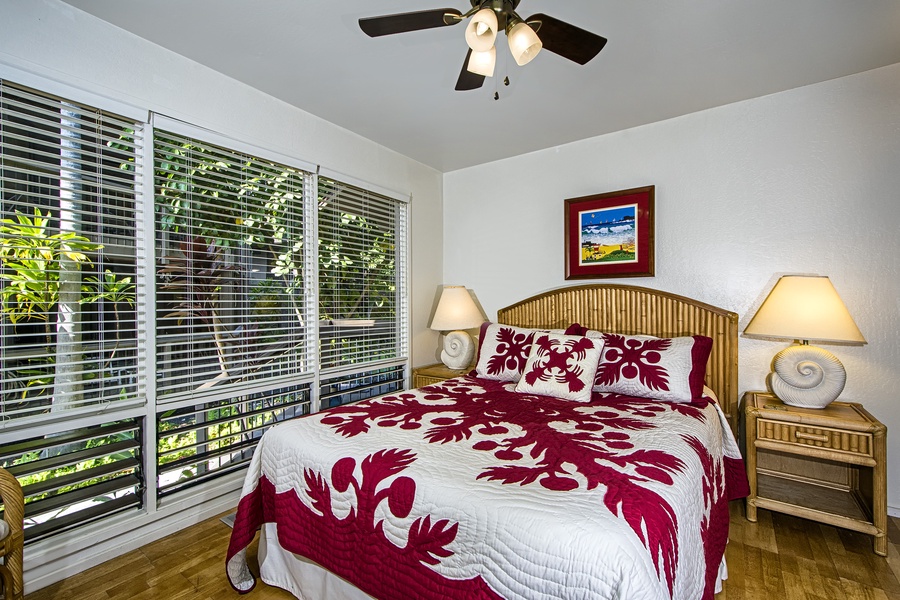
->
[515,333,605,402]
[592,333,713,402]
[475,323,542,382]
[564,323,588,336]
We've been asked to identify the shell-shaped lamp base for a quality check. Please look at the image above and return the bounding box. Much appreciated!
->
[441,330,474,370]
[767,344,847,409]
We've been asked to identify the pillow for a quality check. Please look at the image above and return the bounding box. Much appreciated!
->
[475,323,542,382]
[564,323,588,336]
[592,333,713,402]
[515,333,605,402]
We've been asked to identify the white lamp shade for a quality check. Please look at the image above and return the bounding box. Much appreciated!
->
[467,46,496,77]
[744,275,866,345]
[430,286,483,331]
[507,21,542,66]
[465,8,498,52]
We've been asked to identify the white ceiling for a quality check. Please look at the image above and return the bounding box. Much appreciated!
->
[61,0,900,172]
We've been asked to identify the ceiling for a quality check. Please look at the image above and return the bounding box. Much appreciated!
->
[61,0,900,172]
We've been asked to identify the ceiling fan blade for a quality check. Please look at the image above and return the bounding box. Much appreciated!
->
[359,8,463,37]
[526,13,608,65]
[455,49,486,91]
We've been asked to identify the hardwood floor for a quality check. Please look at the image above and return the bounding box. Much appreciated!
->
[24,502,900,600]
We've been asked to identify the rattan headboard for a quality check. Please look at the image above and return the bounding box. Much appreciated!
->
[496,284,739,435]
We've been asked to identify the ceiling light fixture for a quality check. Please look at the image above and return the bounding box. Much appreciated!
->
[463,3,542,76]
[507,18,543,66]
[465,7,498,52]
[467,46,496,77]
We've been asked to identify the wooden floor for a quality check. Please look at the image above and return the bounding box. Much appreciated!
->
[24,501,900,600]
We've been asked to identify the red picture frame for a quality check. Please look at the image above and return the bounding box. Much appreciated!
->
[564,186,655,279]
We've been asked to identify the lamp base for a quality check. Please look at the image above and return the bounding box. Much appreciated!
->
[440,330,474,370]
[767,343,847,409]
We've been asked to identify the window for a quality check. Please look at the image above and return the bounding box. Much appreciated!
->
[156,384,309,496]
[154,129,313,402]
[0,418,143,543]
[0,77,411,544]
[0,80,143,423]
[317,178,408,372]
[320,365,405,409]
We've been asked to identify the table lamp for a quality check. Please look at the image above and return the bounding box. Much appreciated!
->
[743,275,866,408]
[429,286,484,369]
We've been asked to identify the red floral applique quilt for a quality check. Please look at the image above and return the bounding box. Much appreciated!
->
[226,375,748,600]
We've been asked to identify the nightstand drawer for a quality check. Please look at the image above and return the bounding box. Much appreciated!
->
[756,417,873,459]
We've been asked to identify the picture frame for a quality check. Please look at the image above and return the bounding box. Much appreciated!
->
[564,185,655,279]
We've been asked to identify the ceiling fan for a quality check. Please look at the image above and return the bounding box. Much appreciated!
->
[359,0,608,91]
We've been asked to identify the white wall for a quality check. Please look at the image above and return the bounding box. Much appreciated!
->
[0,0,442,590]
[444,63,900,511]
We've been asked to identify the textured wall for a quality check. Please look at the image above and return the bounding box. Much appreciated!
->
[444,63,900,511]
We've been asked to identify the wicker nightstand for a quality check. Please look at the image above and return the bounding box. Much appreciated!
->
[743,391,887,555]
[412,363,470,388]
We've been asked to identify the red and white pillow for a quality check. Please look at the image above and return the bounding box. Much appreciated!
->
[515,333,605,403]
[592,333,713,402]
[475,323,542,382]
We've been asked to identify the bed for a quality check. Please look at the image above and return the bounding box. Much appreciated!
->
[226,284,749,600]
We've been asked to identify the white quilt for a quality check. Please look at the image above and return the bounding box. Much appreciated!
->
[227,375,748,599]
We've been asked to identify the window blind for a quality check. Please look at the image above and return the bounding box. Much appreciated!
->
[317,178,408,372]
[0,80,143,423]
[154,129,314,402]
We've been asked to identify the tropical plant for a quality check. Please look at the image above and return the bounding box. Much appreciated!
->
[0,207,136,413]
[0,208,98,329]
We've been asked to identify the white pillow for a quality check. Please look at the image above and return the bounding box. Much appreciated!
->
[515,333,605,402]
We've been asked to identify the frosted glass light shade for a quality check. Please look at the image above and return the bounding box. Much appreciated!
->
[744,275,866,345]
[507,21,542,66]
[430,286,483,331]
[467,46,496,77]
[465,8,498,52]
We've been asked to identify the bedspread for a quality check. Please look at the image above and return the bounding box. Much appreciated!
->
[226,375,748,600]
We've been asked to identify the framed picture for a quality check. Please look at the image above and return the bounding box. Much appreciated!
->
[564,185,655,279]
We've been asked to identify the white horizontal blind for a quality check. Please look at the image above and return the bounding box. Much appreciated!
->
[0,80,143,422]
[154,128,313,402]
[318,178,408,371]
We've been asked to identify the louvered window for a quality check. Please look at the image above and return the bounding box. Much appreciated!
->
[0,418,143,543]
[318,178,408,373]
[0,80,144,423]
[157,383,309,496]
[320,364,406,408]
[154,127,314,403]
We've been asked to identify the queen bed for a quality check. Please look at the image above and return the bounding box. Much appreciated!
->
[226,284,749,600]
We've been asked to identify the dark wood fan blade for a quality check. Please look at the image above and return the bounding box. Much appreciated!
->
[455,49,486,91]
[526,13,607,65]
[359,8,463,37]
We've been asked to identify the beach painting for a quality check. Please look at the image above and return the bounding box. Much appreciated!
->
[578,204,638,266]
[565,186,655,279]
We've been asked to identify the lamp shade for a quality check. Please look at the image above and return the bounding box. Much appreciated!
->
[744,275,866,345]
[430,286,483,331]
[467,46,496,77]
[465,8,498,52]
[507,21,542,66]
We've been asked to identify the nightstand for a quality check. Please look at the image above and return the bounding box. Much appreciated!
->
[412,363,470,388]
[743,391,887,555]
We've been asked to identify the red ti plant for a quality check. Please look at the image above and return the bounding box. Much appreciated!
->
[158,237,241,383]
